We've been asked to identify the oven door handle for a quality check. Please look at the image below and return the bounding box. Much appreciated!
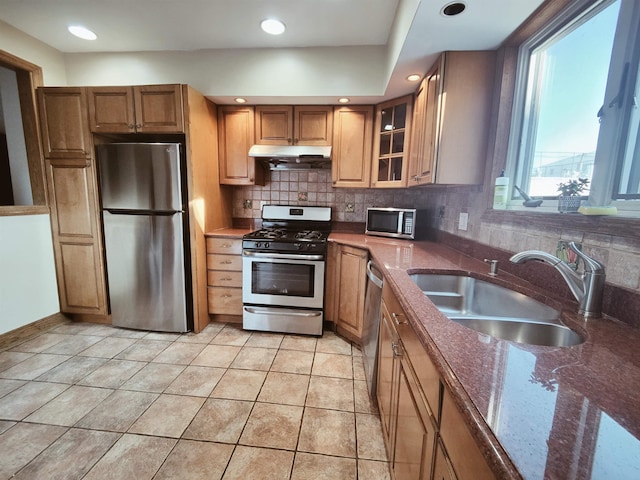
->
[243,251,324,261]
[244,306,323,317]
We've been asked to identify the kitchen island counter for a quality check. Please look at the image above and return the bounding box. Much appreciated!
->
[329,232,640,480]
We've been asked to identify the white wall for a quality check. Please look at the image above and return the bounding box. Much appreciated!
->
[0,215,59,335]
[0,19,67,85]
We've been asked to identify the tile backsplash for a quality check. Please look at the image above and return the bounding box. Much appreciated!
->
[232,170,440,222]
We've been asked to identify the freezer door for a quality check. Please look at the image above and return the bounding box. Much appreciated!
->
[103,210,188,332]
[97,143,183,211]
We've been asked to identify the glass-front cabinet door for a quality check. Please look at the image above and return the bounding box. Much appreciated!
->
[372,95,413,188]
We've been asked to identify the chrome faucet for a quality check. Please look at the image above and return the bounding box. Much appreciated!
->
[509,242,605,318]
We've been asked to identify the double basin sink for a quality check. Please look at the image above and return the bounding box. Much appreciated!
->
[410,273,584,347]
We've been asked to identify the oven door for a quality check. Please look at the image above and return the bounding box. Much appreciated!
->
[242,251,325,309]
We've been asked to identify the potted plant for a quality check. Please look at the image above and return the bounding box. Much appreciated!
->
[557,178,589,213]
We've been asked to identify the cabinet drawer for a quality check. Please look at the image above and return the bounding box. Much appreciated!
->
[440,388,495,480]
[207,270,242,287]
[397,321,440,420]
[207,287,243,315]
[206,237,242,255]
[207,253,242,271]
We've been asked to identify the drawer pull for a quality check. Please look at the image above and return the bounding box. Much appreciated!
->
[221,277,232,281]
[222,294,232,298]
[221,244,231,248]
[392,312,407,325]
[392,342,403,358]
[221,260,232,265]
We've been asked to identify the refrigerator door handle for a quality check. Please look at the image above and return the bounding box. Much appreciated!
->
[104,209,183,216]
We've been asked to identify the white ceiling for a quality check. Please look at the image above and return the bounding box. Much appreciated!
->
[0,0,546,104]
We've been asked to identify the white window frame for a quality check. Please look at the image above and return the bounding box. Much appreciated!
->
[505,0,640,217]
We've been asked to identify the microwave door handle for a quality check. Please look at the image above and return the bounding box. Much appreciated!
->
[397,211,404,234]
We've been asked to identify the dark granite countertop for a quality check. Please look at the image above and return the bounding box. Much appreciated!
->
[329,232,640,480]
[207,227,640,478]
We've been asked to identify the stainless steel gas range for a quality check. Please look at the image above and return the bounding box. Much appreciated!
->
[242,205,331,336]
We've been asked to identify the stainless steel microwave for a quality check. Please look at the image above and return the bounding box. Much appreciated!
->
[365,207,427,240]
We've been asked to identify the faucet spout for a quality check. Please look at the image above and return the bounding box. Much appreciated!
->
[509,242,605,318]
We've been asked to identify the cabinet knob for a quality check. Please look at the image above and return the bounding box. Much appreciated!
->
[135,124,142,129]
[128,124,135,129]
[288,138,293,144]
[392,342,403,357]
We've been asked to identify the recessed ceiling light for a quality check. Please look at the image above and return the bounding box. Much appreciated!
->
[441,2,466,16]
[234,97,247,104]
[261,19,286,35]
[338,98,350,104]
[68,25,97,40]
[407,74,421,82]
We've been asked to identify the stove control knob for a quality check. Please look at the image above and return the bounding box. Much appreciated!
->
[294,243,302,250]
[264,242,270,249]
[256,242,263,248]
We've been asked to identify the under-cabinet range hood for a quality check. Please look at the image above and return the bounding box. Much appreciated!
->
[248,144,332,170]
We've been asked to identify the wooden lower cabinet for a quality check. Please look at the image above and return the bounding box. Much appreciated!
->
[206,237,243,316]
[332,244,368,342]
[377,282,496,480]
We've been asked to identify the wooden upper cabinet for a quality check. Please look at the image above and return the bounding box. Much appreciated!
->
[88,84,184,133]
[218,106,264,185]
[332,105,373,188]
[255,105,333,145]
[372,95,413,188]
[38,87,92,160]
[408,51,496,186]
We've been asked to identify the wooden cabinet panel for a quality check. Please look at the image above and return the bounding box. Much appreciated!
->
[372,95,413,188]
[39,87,107,316]
[207,253,243,271]
[294,106,333,145]
[433,442,457,480]
[38,88,91,159]
[218,106,264,185]
[87,86,136,133]
[207,287,242,315]
[254,105,332,146]
[207,270,242,287]
[332,106,373,188]
[394,364,436,480]
[408,51,496,186]
[335,245,368,340]
[88,84,184,133]
[59,242,104,312]
[134,84,184,133]
[255,106,293,144]
[377,302,400,462]
[205,237,242,255]
[440,388,495,480]
[50,166,94,237]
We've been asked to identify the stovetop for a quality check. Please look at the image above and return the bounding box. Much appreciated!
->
[243,226,329,253]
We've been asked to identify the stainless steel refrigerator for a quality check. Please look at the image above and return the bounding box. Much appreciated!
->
[97,143,191,332]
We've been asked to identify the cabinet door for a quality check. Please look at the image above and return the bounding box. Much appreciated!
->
[255,106,293,144]
[372,95,413,188]
[38,88,92,159]
[134,84,184,133]
[294,106,333,145]
[324,242,339,322]
[393,360,436,480]
[335,245,368,340]
[377,303,400,461]
[408,67,440,187]
[332,106,373,188]
[433,442,458,480]
[218,106,264,185]
[87,86,136,133]
[440,388,495,480]
[39,87,107,315]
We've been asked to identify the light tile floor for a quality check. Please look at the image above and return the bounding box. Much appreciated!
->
[0,322,390,479]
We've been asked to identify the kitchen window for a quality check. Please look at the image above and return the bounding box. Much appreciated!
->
[506,0,640,214]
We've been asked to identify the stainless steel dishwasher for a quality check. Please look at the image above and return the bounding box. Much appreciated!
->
[362,260,384,404]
